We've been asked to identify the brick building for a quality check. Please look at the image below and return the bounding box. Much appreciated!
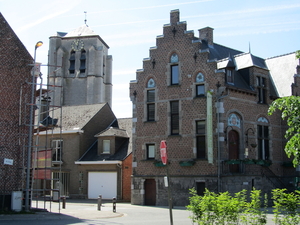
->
[0,13,33,209]
[129,9,299,206]
[32,24,132,201]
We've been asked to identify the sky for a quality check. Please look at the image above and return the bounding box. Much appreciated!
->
[1,0,300,118]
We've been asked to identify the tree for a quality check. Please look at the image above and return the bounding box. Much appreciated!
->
[296,50,300,59]
[268,96,300,167]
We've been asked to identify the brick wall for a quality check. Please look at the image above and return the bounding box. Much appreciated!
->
[129,10,293,206]
[0,13,33,199]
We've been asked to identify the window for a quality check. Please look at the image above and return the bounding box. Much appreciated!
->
[170,53,179,85]
[170,101,179,135]
[146,144,155,159]
[147,89,155,121]
[226,69,234,84]
[196,121,206,159]
[52,140,63,162]
[79,50,86,73]
[171,65,179,85]
[69,51,75,74]
[196,182,205,196]
[103,140,110,154]
[257,125,269,160]
[196,84,205,97]
[257,77,267,104]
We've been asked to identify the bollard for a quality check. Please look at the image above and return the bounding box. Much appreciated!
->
[112,197,116,212]
[62,196,66,209]
[97,195,102,211]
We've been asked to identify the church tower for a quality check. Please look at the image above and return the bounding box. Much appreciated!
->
[48,25,112,107]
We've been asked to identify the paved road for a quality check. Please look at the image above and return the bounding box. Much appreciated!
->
[0,199,276,225]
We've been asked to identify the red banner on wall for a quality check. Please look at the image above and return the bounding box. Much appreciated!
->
[32,150,52,179]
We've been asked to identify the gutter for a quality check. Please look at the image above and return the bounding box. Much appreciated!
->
[37,129,84,135]
[75,160,122,165]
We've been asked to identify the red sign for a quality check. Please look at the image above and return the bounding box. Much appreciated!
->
[160,140,167,165]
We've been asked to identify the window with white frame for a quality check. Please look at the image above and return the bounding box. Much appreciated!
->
[146,144,155,159]
[103,140,110,154]
[52,139,63,162]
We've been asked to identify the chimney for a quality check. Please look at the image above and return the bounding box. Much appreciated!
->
[199,27,214,46]
[170,9,180,25]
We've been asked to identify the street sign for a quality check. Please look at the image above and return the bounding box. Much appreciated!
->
[4,158,13,165]
[160,140,167,165]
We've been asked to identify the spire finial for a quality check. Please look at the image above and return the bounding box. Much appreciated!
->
[249,42,251,53]
[84,11,87,25]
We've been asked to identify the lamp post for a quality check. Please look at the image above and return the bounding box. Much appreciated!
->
[25,41,43,212]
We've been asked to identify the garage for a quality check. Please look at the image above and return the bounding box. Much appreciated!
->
[88,172,117,199]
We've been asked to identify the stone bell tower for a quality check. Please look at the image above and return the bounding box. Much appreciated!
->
[48,24,112,107]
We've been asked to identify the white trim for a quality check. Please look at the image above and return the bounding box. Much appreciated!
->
[75,160,122,165]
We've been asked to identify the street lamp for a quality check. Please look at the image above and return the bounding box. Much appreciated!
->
[25,41,43,212]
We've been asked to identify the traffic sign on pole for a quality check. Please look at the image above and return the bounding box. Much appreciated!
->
[160,140,167,165]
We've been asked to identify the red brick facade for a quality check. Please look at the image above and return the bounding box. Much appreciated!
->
[0,13,33,208]
[130,10,296,206]
[122,153,132,201]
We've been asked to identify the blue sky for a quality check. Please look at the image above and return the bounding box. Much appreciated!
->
[1,0,300,118]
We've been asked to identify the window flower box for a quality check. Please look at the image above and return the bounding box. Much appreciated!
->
[256,160,272,166]
[179,160,195,167]
[243,159,256,164]
[281,161,294,167]
[225,159,241,164]
[153,161,166,167]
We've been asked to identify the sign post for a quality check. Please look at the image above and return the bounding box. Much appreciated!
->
[160,140,173,225]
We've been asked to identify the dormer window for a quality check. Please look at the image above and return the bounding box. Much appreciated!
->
[226,69,234,84]
[103,140,110,154]
[257,76,267,104]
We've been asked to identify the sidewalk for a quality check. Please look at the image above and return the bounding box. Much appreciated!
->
[0,199,276,224]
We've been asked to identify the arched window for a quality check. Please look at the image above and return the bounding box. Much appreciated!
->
[69,51,75,74]
[257,117,269,160]
[170,54,179,85]
[147,78,156,88]
[196,73,205,97]
[146,78,156,121]
[228,113,241,128]
[79,50,86,74]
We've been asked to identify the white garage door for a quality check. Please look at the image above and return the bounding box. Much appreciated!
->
[88,172,117,199]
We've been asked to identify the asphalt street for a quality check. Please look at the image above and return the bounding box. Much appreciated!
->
[0,199,276,225]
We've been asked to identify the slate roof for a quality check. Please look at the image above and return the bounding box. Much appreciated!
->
[266,52,299,97]
[37,103,107,133]
[78,118,132,162]
[234,53,267,70]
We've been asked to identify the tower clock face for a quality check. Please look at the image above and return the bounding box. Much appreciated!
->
[71,39,84,51]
